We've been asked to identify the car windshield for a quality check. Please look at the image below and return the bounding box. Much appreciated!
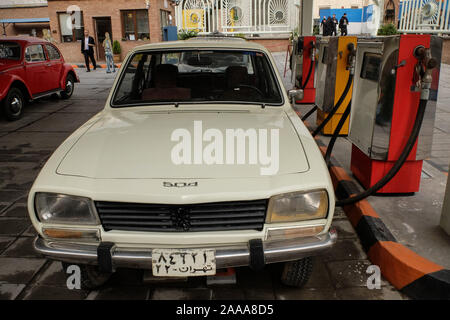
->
[112,49,283,107]
[0,42,21,60]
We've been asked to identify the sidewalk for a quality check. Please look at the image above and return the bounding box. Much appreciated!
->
[288,62,450,269]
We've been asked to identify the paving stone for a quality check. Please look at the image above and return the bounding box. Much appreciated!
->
[0,237,15,254]
[91,286,150,300]
[322,240,367,262]
[326,260,375,289]
[303,258,334,289]
[331,219,357,239]
[18,113,96,132]
[2,237,42,258]
[21,285,88,300]
[151,288,213,300]
[21,225,38,238]
[32,261,67,287]
[0,113,49,133]
[2,203,28,218]
[0,283,26,300]
[0,257,46,283]
[0,218,30,236]
[0,190,26,204]
[0,132,70,154]
[335,286,406,300]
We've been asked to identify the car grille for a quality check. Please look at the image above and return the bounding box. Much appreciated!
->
[95,199,268,232]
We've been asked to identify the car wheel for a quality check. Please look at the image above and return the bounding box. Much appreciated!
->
[61,262,112,290]
[60,74,75,99]
[1,87,25,121]
[280,257,313,288]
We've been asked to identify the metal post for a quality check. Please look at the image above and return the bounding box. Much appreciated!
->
[300,0,314,36]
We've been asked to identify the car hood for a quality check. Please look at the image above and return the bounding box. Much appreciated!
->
[56,108,310,179]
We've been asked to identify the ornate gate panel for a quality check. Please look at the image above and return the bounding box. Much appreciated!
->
[399,0,450,34]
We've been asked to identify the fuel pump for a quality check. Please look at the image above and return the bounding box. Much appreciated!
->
[346,35,442,195]
[292,36,317,104]
[315,36,358,136]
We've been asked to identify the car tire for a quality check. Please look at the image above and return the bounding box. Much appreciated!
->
[1,87,25,121]
[61,262,112,290]
[280,257,313,288]
[60,74,75,99]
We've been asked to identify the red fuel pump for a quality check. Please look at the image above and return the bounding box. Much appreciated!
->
[348,34,442,194]
[294,36,316,104]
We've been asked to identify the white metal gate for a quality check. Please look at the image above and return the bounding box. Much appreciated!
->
[399,0,450,33]
[175,0,299,35]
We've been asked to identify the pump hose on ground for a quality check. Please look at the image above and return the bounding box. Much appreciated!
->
[301,105,318,121]
[335,99,428,207]
[312,73,354,137]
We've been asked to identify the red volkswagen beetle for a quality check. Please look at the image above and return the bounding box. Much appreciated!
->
[0,37,79,121]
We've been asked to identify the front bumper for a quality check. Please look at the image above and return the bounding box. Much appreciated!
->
[34,229,337,271]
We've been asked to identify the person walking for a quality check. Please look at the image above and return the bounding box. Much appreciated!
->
[331,14,338,36]
[326,16,333,36]
[321,16,328,36]
[339,13,349,36]
[103,32,115,73]
[81,30,97,72]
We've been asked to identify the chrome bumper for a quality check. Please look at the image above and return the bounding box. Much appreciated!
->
[34,229,337,270]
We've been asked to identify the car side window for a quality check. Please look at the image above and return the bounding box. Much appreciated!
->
[45,44,61,60]
[25,45,46,62]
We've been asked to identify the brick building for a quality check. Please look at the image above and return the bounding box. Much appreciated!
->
[47,0,176,62]
[0,0,50,37]
[1,0,176,62]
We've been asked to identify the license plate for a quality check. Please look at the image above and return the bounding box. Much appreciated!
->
[152,249,216,277]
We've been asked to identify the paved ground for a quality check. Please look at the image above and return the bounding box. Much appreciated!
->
[0,62,405,299]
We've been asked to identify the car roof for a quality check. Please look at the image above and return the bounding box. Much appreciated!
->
[0,36,49,44]
[130,38,270,53]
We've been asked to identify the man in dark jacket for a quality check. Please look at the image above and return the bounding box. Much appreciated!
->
[320,16,328,36]
[81,30,97,72]
[339,13,349,36]
[326,16,333,36]
[331,14,338,36]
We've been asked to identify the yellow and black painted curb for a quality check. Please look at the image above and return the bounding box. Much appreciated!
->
[301,114,450,300]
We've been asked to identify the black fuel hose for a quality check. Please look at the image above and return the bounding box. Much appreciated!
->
[301,59,314,90]
[301,105,318,121]
[335,99,428,207]
[312,73,354,137]
[324,99,351,166]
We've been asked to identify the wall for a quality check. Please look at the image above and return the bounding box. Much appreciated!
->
[247,38,290,53]
[0,6,49,36]
[47,0,175,62]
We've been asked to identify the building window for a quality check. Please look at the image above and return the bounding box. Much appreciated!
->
[122,10,150,41]
[58,12,84,43]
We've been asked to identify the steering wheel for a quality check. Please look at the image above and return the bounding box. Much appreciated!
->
[237,85,264,97]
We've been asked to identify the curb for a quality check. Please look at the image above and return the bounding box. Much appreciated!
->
[300,112,450,300]
[71,64,121,69]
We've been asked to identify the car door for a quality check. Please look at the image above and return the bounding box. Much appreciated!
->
[44,44,64,90]
[24,44,49,95]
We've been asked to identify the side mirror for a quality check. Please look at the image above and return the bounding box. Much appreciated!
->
[288,89,304,104]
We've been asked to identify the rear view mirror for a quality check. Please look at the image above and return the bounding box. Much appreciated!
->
[288,89,304,104]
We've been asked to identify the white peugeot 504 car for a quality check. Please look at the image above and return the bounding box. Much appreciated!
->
[28,37,337,289]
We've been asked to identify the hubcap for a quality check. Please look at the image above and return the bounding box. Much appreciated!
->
[10,96,22,114]
[66,80,73,94]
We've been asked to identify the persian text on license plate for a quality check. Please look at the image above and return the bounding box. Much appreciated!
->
[152,249,216,277]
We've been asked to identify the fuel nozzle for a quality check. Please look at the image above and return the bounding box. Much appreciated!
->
[310,40,316,62]
[346,43,357,75]
[414,45,438,100]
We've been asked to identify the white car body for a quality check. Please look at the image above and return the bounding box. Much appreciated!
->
[28,39,336,274]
